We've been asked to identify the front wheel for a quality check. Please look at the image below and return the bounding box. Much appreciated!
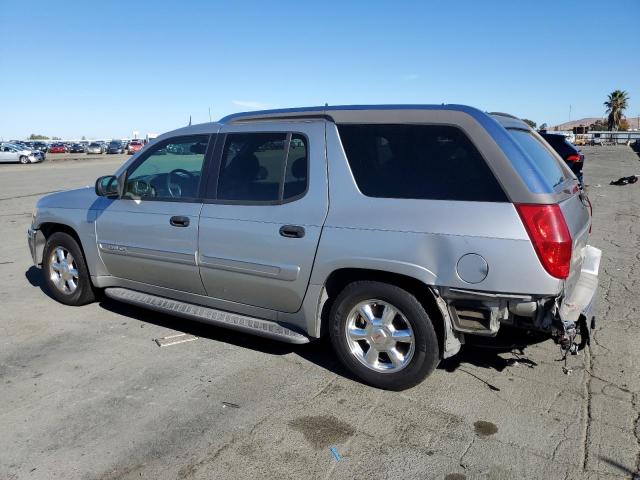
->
[42,232,96,306]
[19,156,30,164]
[329,281,440,390]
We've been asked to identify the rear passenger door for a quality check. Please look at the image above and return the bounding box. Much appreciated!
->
[197,121,328,313]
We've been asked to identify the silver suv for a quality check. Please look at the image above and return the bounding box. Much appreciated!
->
[28,105,600,390]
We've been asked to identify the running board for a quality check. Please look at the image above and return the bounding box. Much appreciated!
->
[104,287,310,344]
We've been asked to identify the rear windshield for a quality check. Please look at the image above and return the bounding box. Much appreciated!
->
[337,124,507,202]
[508,129,569,189]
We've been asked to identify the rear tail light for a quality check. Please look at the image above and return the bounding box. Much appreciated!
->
[566,154,581,162]
[515,204,572,279]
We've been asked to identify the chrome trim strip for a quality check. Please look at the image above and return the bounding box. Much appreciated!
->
[98,242,195,266]
[199,254,300,281]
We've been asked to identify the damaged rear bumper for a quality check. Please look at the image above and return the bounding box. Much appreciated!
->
[559,245,601,324]
[435,245,601,358]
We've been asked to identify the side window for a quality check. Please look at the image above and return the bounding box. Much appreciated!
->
[337,124,507,202]
[216,132,308,202]
[283,134,308,200]
[123,135,209,201]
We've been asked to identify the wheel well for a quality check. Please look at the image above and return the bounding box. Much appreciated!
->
[321,268,445,355]
[39,223,87,263]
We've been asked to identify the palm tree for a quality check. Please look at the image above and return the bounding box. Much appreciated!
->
[604,90,630,130]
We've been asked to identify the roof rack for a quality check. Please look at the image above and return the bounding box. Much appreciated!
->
[219,104,482,124]
[488,111,520,120]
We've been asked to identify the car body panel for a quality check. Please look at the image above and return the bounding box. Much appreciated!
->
[28,105,597,352]
[198,120,328,313]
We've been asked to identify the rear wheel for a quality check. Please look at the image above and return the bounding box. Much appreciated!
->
[329,281,440,390]
[42,232,96,306]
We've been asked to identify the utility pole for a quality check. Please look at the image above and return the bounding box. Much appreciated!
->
[569,104,572,122]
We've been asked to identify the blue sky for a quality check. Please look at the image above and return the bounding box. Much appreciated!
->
[1,0,639,139]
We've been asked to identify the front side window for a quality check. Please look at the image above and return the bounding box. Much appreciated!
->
[123,135,209,201]
[216,132,308,202]
[337,124,507,202]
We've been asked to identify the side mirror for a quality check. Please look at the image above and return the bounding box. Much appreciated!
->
[95,175,119,198]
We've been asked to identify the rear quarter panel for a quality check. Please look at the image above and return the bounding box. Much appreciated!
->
[311,122,564,296]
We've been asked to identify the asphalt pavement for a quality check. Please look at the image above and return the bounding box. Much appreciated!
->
[0,147,638,479]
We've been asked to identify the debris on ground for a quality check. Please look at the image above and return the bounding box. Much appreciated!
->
[610,175,639,186]
[330,447,341,461]
[154,333,198,347]
[221,402,240,409]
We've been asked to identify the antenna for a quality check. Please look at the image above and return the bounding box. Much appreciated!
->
[188,115,192,126]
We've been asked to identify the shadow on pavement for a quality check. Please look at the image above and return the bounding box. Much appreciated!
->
[24,265,551,386]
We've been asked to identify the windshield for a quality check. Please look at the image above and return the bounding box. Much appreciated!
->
[508,129,569,189]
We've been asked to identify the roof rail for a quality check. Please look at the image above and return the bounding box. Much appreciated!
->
[488,111,520,120]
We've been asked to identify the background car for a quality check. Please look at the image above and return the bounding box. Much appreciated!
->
[32,142,49,152]
[127,140,144,154]
[539,132,585,185]
[48,143,67,153]
[69,144,86,153]
[106,140,124,154]
[0,143,43,164]
[86,142,105,154]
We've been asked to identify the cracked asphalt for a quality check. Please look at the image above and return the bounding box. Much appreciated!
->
[0,147,639,479]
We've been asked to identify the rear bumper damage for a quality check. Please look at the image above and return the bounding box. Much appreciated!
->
[436,245,601,358]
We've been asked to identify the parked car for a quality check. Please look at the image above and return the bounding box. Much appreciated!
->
[48,143,67,153]
[106,141,124,154]
[86,142,105,154]
[69,144,86,153]
[0,143,43,164]
[32,142,49,152]
[539,133,585,186]
[27,105,599,390]
[127,140,144,154]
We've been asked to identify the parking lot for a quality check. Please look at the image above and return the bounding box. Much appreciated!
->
[1,146,639,479]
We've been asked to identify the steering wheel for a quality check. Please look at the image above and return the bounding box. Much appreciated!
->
[167,168,195,198]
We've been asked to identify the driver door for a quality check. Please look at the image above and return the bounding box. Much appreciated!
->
[96,134,214,294]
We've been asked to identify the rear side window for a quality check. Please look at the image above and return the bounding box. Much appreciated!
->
[509,130,568,189]
[217,133,308,202]
[337,124,507,202]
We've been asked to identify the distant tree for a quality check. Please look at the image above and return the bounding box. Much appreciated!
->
[618,119,630,131]
[51,136,61,140]
[589,119,608,131]
[522,119,536,129]
[29,134,50,140]
[81,135,86,140]
[604,89,630,130]
[539,123,548,131]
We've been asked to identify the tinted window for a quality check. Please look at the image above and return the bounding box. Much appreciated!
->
[337,124,507,201]
[541,134,578,157]
[283,134,308,199]
[123,135,209,200]
[509,130,568,189]
[217,133,307,202]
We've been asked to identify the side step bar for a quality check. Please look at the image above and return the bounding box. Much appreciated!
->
[104,287,310,344]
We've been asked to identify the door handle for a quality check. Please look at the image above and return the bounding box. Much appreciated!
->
[170,216,190,227]
[279,225,305,238]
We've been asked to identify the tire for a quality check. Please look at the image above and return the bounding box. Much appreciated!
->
[329,281,440,390]
[42,232,96,306]
[19,156,30,164]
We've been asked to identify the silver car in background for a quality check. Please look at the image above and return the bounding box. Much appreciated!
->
[86,142,105,154]
[27,105,600,390]
[0,143,43,164]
